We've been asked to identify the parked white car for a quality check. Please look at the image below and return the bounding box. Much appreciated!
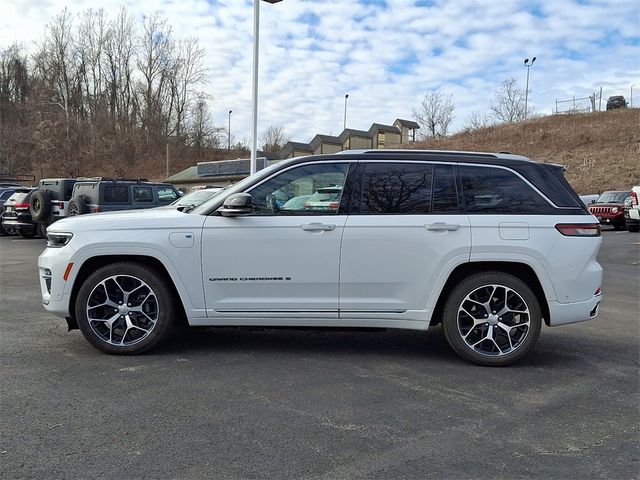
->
[624,186,640,232]
[39,150,603,366]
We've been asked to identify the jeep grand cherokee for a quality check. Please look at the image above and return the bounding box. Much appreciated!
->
[38,150,603,366]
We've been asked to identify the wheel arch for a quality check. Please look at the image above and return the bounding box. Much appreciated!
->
[68,255,188,328]
[431,261,551,327]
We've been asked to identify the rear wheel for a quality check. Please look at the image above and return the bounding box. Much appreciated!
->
[37,223,48,238]
[628,223,640,233]
[18,227,37,238]
[68,196,88,216]
[75,262,176,354]
[442,271,542,366]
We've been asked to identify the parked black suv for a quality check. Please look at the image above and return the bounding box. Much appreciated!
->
[1,188,40,237]
[69,178,180,215]
[606,96,627,110]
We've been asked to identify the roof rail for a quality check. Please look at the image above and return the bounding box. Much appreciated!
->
[76,177,150,183]
[336,149,498,158]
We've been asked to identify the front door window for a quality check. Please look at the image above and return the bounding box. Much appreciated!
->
[248,163,350,215]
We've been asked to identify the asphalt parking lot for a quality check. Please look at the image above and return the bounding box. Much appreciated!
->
[1,230,638,479]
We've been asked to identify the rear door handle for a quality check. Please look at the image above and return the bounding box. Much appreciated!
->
[426,222,461,231]
[301,223,336,232]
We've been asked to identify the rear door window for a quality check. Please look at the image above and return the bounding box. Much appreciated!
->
[133,186,153,202]
[360,162,433,214]
[432,165,459,213]
[459,165,551,214]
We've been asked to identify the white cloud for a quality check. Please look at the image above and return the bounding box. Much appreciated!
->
[1,0,638,144]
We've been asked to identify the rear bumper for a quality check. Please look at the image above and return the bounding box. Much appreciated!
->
[548,295,602,326]
[2,218,35,229]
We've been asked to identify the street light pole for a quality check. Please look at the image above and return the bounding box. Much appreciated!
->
[524,57,536,120]
[228,110,232,151]
[343,94,349,130]
[250,0,282,176]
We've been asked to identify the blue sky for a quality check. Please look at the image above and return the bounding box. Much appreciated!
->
[2,0,638,144]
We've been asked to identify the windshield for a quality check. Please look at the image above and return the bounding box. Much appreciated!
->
[596,192,629,204]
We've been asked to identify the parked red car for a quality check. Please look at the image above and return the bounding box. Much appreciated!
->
[588,190,631,230]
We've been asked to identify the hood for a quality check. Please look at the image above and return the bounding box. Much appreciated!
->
[48,208,207,233]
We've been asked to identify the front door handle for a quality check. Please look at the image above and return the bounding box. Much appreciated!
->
[426,222,461,231]
[301,223,336,232]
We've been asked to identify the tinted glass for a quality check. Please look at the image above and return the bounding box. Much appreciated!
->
[361,162,433,214]
[157,187,179,203]
[460,166,549,213]
[133,186,153,202]
[0,190,14,200]
[249,163,349,215]
[432,165,459,213]
[104,186,129,203]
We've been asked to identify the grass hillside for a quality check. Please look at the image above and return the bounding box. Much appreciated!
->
[411,108,640,194]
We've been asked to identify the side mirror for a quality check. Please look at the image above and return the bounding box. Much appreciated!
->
[219,193,253,217]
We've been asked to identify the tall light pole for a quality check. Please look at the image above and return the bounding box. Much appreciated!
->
[343,94,349,130]
[250,0,282,175]
[524,56,536,120]
[228,110,232,151]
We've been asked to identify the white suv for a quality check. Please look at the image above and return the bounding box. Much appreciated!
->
[38,150,603,366]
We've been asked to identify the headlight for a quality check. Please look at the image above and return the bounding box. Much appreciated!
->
[611,207,619,214]
[46,232,74,248]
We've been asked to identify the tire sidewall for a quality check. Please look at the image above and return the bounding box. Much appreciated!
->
[30,191,52,221]
[442,272,542,366]
[75,263,175,354]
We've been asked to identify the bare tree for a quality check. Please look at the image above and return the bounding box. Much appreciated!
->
[463,111,491,131]
[412,91,455,139]
[260,125,290,152]
[490,79,530,123]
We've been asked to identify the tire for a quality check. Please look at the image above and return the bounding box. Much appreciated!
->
[18,227,37,238]
[75,262,176,354]
[30,190,52,221]
[628,223,640,233]
[442,271,542,366]
[613,221,626,231]
[37,223,48,239]
[68,196,88,216]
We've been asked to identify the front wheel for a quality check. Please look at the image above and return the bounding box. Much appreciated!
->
[75,262,176,354]
[628,223,640,233]
[442,272,542,366]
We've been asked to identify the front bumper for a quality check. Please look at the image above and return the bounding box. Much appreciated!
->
[548,295,602,326]
[38,245,76,318]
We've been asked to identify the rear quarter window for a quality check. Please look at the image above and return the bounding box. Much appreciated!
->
[459,165,552,214]
[103,185,130,203]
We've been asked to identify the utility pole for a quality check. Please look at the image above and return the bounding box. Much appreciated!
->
[228,110,232,151]
[523,57,536,120]
[343,94,349,130]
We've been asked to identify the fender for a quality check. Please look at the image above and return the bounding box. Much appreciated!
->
[64,243,207,319]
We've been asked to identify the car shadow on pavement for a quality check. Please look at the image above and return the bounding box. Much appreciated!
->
[156,324,459,362]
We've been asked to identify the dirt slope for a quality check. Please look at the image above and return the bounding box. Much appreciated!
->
[411,108,640,194]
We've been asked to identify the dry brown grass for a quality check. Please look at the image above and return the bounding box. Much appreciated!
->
[410,108,640,194]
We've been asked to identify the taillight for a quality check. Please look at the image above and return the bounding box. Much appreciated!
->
[56,202,65,209]
[304,203,311,209]
[555,223,601,237]
[329,202,339,210]
[594,287,602,296]
[14,202,30,209]
[632,192,638,206]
